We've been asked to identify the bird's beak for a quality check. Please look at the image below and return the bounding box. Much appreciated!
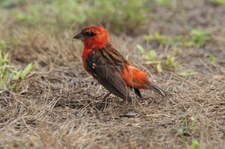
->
[73,32,85,40]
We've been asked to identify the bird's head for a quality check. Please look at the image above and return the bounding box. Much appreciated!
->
[74,26,110,49]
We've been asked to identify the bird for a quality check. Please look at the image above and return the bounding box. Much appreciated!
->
[73,26,169,102]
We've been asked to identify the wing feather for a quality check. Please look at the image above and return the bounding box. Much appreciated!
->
[85,47,131,101]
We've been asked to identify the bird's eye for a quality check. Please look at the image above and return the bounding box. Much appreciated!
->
[83,31,96,37]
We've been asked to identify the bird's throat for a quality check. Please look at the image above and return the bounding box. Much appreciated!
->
[82,47,93,59]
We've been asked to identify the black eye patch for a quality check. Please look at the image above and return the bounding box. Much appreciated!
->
[83,31,96,37]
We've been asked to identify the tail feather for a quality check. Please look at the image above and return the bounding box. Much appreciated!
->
[150,83,170,97]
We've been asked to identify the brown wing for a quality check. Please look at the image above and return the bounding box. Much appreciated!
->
[103,43,128,64]
[85,47,131,101]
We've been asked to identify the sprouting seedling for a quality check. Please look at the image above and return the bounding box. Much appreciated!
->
[0,49,33,90]
[165,55,177,69]
[137,44,157,60]
[136,44,163,73]
[191,139,200,149]
[136,44,145,54]
[144,32,169,45]
[190,29,209,48]
[208,55,215,63]
[179,71,198,77]
[12,63,33,80]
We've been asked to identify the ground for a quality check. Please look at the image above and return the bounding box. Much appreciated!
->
[0,0,225,149]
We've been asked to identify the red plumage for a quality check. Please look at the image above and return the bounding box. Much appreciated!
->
[74,26,168,101]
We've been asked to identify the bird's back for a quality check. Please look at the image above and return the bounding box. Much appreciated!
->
[83,45,132,101]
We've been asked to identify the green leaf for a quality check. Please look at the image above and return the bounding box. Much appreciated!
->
[144,32,169,45]
[12,71,21,80]
[20,63,33,79]
[4,52,10,63]
[191,139,200,149]
[156,63,163,73]
[0,48,33,91]
[0,51,3,66]
[191,29,209,48]
[209,55,215,63]
[165,55,177,68]
[143,50,157,59]
[136,44,145,54]
[146,61,161,65]
[179,71,198,77]
[0,40,7,49]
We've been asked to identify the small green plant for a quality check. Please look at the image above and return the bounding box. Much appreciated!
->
[210,0,225,5]
[144,32,170,45]
[0,49,33,90]
[6,0,151,31]
[208,55,216,63]
[0,0,27,8]
[179,71,198,77]
[136,44,179,72]
[0,40,7,49]
[144,50,157,59]
[137,44,157,60]
[137,44,162,72]
[190,29,209,48]
[136,44,145,54]
[154,0,172,7]
[12,63,33,80]
[165,55,177,69]
[192,139,201,149]
[172,36,193,47]
[170,29,210,48]
[174,115,198,135]
[172,115,199,147]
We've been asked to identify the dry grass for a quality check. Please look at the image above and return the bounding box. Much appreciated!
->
[1,1,225,149]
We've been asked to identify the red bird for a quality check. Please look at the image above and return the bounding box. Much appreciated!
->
[74,26,168,101]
